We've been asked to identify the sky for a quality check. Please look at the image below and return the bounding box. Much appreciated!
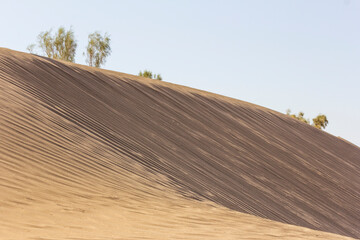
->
[1,0,359,146]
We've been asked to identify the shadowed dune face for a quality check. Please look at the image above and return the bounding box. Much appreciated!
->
[0,48,359,239]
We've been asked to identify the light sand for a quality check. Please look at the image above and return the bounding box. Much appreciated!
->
[0,48,359,239]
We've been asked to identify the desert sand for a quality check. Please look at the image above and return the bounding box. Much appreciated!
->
[0,48,359,239]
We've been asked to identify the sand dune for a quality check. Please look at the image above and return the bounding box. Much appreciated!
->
[0,48,359,239]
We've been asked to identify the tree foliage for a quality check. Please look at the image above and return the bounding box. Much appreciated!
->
[29,27,77,62]
[286,109,309,124]
[139,70,162,80]
[286,109,328,130]
[312,114,328,130]
[85,32,111,68]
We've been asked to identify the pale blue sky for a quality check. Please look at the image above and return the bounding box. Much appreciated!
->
[1,0,359,146]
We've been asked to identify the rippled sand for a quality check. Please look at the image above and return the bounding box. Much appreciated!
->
[0,48,359,239]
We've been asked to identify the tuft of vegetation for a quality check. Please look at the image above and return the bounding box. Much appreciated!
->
[312,114,328,130]
[26,44,36,54]
[84,32,111,68]
[286,109,310,124]
[139,70,162,80]
[28,27,77,62]
[286,109,328,130]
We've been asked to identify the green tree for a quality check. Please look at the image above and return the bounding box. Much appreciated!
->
[84,32,111,68]
[28,27,77,62]
[139,70,162,80]
[312,114,328,130]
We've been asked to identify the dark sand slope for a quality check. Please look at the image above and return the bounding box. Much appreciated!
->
[0,48,359,239]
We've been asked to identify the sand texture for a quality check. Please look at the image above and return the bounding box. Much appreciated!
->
[0,48,359,239]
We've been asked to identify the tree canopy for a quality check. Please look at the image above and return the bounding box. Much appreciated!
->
[28,28,112,68]
[28,27,77,62]
[84,32,111,68]
[312,114,328,130]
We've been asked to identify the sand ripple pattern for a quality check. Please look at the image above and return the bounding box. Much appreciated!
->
[0,48,359,239]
